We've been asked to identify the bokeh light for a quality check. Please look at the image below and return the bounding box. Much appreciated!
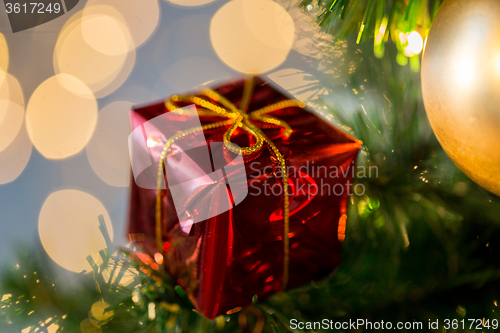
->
[80,5,133,56]
[86,101,133,187]
[0,72,26,163]
[210,0,295,74]
[0,72,25,109]
[0,100,24,152]
[22,323,59,333]
[404,31,424,56]
[0,114,32,185]
[84,0,160,50]
[26,74,97,159]
[54,12,135,97]
[80,319,102,333]
[0,32,8,84]
[46,324,59,333]
[93,51,135,99]
[90,300,114,324]
[38,189,113,273]
[166,0,218,6]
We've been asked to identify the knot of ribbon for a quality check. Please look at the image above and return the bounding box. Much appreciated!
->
[155,77,305,290]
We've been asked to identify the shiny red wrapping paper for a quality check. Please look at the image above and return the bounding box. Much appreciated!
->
[128,77,361,318]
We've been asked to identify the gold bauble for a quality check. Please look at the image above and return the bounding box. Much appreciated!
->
[422,0,500,196]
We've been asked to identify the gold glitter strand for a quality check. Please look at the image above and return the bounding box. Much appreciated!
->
[250,100,306,117]
[239,76,254,112]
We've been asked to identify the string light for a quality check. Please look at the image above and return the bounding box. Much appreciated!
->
[405,31,424,56]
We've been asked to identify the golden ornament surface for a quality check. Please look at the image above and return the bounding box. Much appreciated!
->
[422,0,500,196]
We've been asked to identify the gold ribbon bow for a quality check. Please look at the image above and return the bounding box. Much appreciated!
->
[156,77,305,289]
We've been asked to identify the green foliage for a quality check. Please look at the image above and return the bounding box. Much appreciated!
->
[301,0,443,63]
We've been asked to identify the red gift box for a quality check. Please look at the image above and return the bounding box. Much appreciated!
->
[128,77,361,318]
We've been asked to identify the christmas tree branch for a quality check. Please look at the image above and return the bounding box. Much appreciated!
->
[301,0,443,63]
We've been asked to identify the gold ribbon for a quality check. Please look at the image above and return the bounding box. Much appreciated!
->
[155,77,305,290]
[238,306,265,333]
